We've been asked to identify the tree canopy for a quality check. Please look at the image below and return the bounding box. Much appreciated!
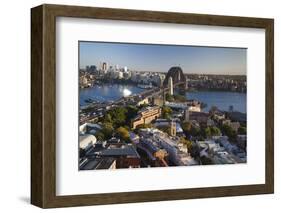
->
[165,94,186,102]
[162,106,172,119]
[221,124,237,140]
[173,94,186,102]
[165,93,174,102]
[179,137,192,151]
[101,122,114,139]
[103,106,139,128]
[181,121,200,137]
[116,126,130,143]
[204,126,221,138]
[238,126,247,135]
[95,131,105,141]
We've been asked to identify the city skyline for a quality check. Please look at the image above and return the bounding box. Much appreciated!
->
[79,41,247,75]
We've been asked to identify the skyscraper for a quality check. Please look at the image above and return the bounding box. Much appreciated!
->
[102,62,107,72]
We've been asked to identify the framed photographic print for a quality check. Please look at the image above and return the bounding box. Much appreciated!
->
[31,4,274,208]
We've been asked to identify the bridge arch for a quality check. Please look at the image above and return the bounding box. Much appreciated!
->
[163,66,187,90]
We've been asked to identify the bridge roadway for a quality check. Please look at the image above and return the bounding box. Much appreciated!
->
[121,81,186,102]
[80,81,186,124]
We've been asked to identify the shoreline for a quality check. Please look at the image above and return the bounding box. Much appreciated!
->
[80,82,246,94]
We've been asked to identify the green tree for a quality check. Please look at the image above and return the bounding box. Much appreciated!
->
[138,103,148,108]
[116,126,130,142]
[182,122,201,137]
[126,105,139,123]
[174,94,186,102]
[103,113,112,123]
[182,121,192,133]
[165,93,174,102]
[179,137,192,151]
[107,107,128,127]
[136,123,153,129]
[203,126,221,138]
[210,126,221,136]
[162,106,172,119]
[204,127,212,138]
[95,131,105,141]
[222,124,237,140]
[102,122,114,139]
[238,126,247,135]
[190,126,201,137]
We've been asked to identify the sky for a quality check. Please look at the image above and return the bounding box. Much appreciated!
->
[79,41,247,75]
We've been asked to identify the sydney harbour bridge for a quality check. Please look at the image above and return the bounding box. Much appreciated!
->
[81,67,187,124]
[163,66,187,91]
[127,66,188,102]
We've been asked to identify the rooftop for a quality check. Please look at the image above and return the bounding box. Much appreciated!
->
[80,157,116,170]
[98,145,140,158]
[79,134,97,149]
[139,106,160,113]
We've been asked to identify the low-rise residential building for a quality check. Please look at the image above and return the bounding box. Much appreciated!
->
[165,101,201,112]
[215,136,238,153]
[79,123,102,134]
[136,97,149,106]
[196,139,245,164]
[98,144,141,168]
[186,100,201,112]
[165,101,187,109]
[129,132,140,144]
[237,134,247,150]
[132,106,161,129]
[222,119,240,132]
[81,143,141,169]
[207,118,216,127]
[80,157,117,170]
[213,151,242,164]
[212,110,225,121]
[79,134,97,150]
[229,122,241,132]
[154,119,183,133]
[139,128,197,166]
[197,140,222,158]
[189,111,209,124]
[177,153,198,166]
